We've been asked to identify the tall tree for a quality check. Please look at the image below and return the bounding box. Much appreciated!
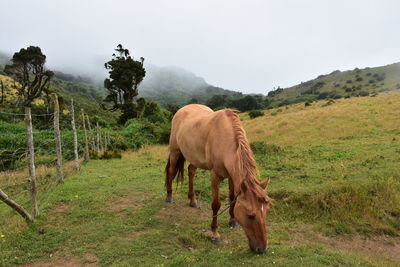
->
[103,44,146,124]
[4,46,54,107]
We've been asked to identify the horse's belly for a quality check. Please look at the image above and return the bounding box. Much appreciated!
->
[179,146,209,169]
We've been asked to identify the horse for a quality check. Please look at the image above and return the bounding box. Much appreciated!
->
[165,104,271,253]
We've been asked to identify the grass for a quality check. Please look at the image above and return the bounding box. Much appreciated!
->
[1,92,400,266]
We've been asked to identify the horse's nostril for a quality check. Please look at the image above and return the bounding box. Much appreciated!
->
[256,247,265,254]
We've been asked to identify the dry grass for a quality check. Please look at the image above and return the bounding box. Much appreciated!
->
[243,91,400,146]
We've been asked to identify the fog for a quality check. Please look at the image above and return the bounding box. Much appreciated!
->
[1,0,400,94]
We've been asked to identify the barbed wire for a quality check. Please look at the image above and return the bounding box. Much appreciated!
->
[0,111,56,117]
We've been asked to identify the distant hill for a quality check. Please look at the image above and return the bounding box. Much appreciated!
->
[138,64,242,106]
[268,62,400,105]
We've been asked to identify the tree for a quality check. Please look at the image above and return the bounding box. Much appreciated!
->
[232,95,259,112]
[187,98,198,104]
[103,44,146,124]
[206,94,228,109]
[4,46,54,107]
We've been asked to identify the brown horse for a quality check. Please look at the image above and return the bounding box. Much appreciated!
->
[165,104,271,253]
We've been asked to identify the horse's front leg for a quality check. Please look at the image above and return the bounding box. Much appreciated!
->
[188,164,198,208]
[228,178,240,228]
[210,170,221,243]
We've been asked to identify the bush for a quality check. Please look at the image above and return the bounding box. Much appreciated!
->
[322,99,335,107]
[359,91,369,97]
[248,110,264,119]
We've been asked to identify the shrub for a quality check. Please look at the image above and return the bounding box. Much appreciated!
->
[322,99,335,107]
[248,110,264,119]
[356,77,363,82]
[359,91,369,97]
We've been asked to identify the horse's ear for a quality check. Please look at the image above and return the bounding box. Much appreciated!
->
[241,181,248,193]
[260,178,270,190]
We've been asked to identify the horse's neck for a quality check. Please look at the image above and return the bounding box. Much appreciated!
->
[230,155,256,195]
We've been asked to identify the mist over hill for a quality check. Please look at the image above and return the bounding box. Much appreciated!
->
[138,64,242,106]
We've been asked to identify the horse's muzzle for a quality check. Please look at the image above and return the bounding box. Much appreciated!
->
[249,241,267,254]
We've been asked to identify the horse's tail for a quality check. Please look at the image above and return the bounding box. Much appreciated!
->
[165,154,185,186]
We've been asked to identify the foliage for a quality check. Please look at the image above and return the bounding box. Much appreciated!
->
[4,46,54,107]
[248,110,264,119]
[103,44,146,124]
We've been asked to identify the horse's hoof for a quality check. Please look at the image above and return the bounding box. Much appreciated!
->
[189,202,199,208]
[229,221,240,228]
[211,237,221,244]
[165,198,173,203]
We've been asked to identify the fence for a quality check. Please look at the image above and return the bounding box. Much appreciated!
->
[0,96,110,222]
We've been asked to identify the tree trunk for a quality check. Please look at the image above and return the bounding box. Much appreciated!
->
[0,188,34,222]
[71,99,80,170]
[81,109,89,161]
[52,94,64,183]
[25,106,39,217]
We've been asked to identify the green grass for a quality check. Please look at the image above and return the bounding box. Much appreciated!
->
[1,92,400,266]
[0,148,385,266]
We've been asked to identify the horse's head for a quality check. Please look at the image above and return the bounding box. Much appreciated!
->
[234,178,270,253]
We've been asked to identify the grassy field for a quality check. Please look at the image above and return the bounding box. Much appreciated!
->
[1,92,400,266]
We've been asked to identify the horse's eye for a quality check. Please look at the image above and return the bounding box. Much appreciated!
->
[247,214,256,220]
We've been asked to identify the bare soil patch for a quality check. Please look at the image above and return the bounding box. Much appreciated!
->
[107,193,147,215]
[156,198,211,224]
[286,226,400,264]
[24,252,98,267]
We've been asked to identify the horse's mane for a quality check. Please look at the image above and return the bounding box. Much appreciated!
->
[224,110,258,179]
[224,109,272,203]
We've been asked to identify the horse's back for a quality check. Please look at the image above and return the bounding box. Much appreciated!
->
[169,105,236,172]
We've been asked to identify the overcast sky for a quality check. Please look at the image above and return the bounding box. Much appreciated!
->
[1,0,400,94]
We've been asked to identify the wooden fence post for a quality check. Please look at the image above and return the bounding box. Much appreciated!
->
[0,188,34,222]
[86,115,95,151]
[52,94,64,183]
[24,106,39,217]
[104,132,108,151]
[96,122,100,154]
[70,99,80,170]
[81,109,90,161]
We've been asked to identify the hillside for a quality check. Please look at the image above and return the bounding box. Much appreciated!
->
[138,64,243,106]
[1,91,399,266]
[268,62,400,105]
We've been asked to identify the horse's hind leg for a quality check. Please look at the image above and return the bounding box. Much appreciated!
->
[165,151,181,203]
[188,164,198,208]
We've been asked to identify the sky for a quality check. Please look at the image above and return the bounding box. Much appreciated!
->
[1,0,400,94]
